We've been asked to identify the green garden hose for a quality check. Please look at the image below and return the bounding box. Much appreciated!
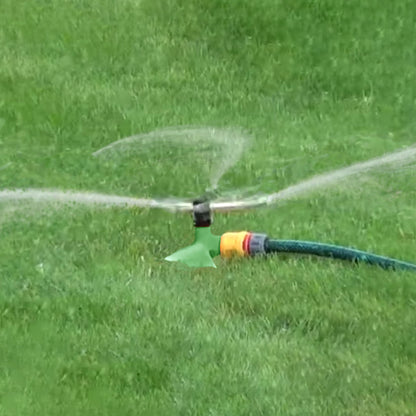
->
[265,239,416,272]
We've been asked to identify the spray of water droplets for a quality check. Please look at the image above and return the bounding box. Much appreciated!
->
[0,126,415,215]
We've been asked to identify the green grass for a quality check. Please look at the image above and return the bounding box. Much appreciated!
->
[1,0,416,414]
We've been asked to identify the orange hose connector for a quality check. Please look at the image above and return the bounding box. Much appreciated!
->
[220,231,251,258]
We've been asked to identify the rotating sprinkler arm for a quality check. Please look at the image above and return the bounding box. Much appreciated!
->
[165,200,416,271]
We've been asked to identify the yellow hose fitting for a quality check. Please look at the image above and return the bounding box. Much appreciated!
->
[220,231,251,258]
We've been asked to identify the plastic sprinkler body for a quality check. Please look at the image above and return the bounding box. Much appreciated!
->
[165,199,221,268]
[165,198,269,268]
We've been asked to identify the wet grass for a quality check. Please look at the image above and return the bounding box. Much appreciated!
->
[1,0,416,414]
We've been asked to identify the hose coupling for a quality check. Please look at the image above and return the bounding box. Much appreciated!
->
[220,232,268,258]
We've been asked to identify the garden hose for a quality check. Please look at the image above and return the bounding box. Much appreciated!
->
[264,238,416,272]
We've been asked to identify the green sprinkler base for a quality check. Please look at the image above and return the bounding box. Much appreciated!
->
[165,226,221,268]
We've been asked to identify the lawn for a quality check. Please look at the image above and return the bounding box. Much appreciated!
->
[1,0,416,414]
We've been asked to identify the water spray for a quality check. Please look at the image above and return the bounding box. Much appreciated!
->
[1,127,416,271]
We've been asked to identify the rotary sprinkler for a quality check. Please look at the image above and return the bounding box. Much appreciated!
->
[165,198,416,271]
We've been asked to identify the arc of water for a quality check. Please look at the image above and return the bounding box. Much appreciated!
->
[261,145,416,206]
[93,126,251,191]
[1,145,415,213]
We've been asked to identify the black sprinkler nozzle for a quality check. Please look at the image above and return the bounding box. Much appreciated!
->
[192,198,212,227]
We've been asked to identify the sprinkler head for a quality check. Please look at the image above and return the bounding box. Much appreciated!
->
[165,197,219,267]
[192,198,212,227]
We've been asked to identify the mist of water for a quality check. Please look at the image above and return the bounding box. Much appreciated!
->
[262,145,416,205]
[0,162,11,171]
[0,189,181,209]
[1,142,415,215]
[93,126,251,192]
